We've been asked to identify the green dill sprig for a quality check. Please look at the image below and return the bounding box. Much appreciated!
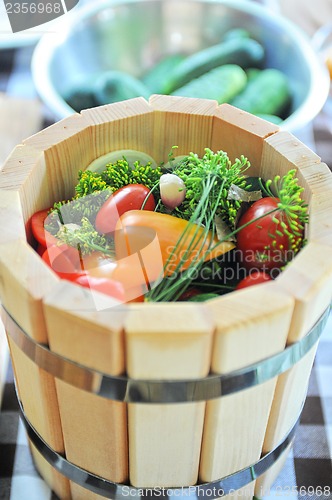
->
[172,148,250,226]
[75,170,110,198]
[74,159,163,199]
[100,159,132,191]
[46,190,113,235]
[48,157,163,233]
[56,217,115,256]
[75,170,109,197]
[131,162,163,189]
[72,190,113,219]
[101,159,163,192]
[146,148,248,302]
[260,169,309,253]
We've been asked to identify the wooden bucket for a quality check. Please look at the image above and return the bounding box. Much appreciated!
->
[0,96,332,500]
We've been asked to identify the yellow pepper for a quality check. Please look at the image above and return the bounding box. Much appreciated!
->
[115,210,235,281]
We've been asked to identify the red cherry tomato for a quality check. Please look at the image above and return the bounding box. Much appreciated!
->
[42,245,126,301]
[42,243,146,303]
[235,271,272,290]
[74,275,126,302]
[36,243,47,257]
[30,208,59,247]
[42,244,84,280]
[95,184,155,234]
[236,197,303,272]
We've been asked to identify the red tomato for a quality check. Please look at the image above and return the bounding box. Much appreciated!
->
[95,184,155,234]
[30,208,59,247]
[36,243,47,257]
[43,244,145,303]
[82,252,145,303]
[74,275,126,302]
[236,197,303,272]
[235,271,272,290]
[42,244,84,280]
[42,246,126,301]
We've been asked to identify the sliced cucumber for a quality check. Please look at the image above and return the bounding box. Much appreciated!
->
[86,149,158,173]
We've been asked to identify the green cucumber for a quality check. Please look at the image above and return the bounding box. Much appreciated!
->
[142,54,186,94]
[246,67,261,82]
[171,64,247,103]
[164,37,265,94]
[188,293,220,302]
[94,70,151,105]
[231,68,291,116]
[64,79,99,112]
[222,28,251,42]
[65,87,98,112]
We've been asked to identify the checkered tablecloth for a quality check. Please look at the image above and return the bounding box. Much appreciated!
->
[0,44,332,500]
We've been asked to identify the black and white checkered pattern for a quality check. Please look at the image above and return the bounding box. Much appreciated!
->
[0,363,58,500]
[0,45,332,500]
[266,316,332,499]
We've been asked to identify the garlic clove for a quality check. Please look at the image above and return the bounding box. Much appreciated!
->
[160,173,186,210]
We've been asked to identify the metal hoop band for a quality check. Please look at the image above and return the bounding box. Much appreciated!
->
[18,396,299,499]
[3,306,329,403]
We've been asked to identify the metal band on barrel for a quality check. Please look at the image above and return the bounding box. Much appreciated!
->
[3,306,330,403]
[18,395,299,499]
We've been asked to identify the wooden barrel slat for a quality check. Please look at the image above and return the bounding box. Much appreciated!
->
[0,241,68,496]
[125,303,214,487]
[211,103,280,175]
[199,284,294,483]
[43,280,128,489]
